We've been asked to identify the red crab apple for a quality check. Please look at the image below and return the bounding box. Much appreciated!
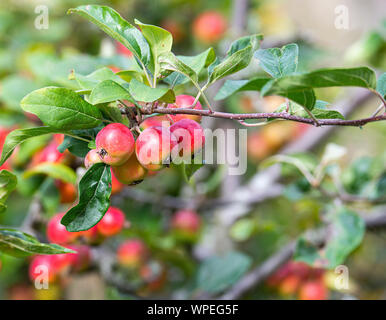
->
[56,181,77,204]
[172,209,201,235]
[135,126,178,171]
[117,239,147,267]
[193,11,227,44]
[112,154,147,185]
[65,245,91,271]
[168,95,203,123]
[31,140,67,166]
[170,119,205,158]
[95,123,135,166]
[139,115,171,130]
[29,255,58,283]
[278,274,301,295]
[116,41,133,57]
[46,213,78,245]
[299,280,328,300]
[84,149,102,169]
[97,206,126,237]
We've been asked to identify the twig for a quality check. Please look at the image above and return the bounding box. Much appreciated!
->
[217,210,386,300]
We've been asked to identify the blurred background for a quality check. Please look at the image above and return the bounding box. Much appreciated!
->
[0,0,385,300]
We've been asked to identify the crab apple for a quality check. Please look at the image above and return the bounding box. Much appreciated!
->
[65,245,91,271]
[247,132,272,161]
[140,261,167,292]
[95,123,135,166]
[111,168,124,194]
[46,213,78,245]
[135,126,178,171]
[97,206,126,237]
[139,115,171,131]
[56,181,77,204]
[193,11,227,44]
[29,255,58,283]
[117,239,147,267]
[170,119,205,158]
[31,140,67,166]
[78,225,99,243]
[278,274,301,295]
[161,19,184,43]
[299,280,328,300]
[84,149,103,169]
[168,95,203,123]
[172,209,201,235]
[112,154,147,185]
[116,41,133,57]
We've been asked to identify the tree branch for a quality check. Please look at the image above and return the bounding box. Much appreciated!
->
[217,209,386,300]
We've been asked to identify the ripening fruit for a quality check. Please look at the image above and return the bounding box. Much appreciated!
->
[31,140,67,166]
[172,209,201,235]
[65,245,91,271]
[193,11,227,44]
[84,149,102,169]
[116,41,133,57]
[168,95,203,123]
[247,132,272,161]
[298,280,328,300]
[56,181,77,204]
[161,19,184,43]
[78,225,99,243]
[95,123,135,166]
[97,207,126,237]
[112,154,147,185]
[135,126,178,171]
[29,255,58,283]
[278,275,301,295]
[46,213,77,245]
[139,115,171,131]
[117,239,147,267]
[111,168,124,194]
[170,119,205,157]
[139,261,167,293]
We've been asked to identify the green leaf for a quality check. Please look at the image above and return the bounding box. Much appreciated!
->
[208,45,253,85]
[89,80,132,105]
[255,43,299,78]
[61,163,111,232]
[24,163,77,185]
[0,127,65,167]
[0,170,17,213]
[159,52,198,84]
[21,87,103,130]
[195,251,252,293]
[38,179,60,215]
[163,48,216,86]
[58,127,101,157]
[129,79,175,103]
[227,34,263,56]
[214,77,271,100]
[135,20,173,80]
[0,228,76,257]
[273,101,344,120]
[377,72,386,98]
[72,67,126,91]
[68,5,151,68]
[294,208,365,269]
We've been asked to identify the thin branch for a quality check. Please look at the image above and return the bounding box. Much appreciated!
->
[217,210,386,300]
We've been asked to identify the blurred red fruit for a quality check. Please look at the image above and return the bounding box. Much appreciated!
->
[299,280,328,300]
[46,213,78,245]
[170,119,205,157]
[97,207,126,237]
[168,95,203,123]
[56,181,77,204]
[193,11,227,43]
[172,209,201,235]
[29,255,58,283]
[117,239,147,267]
[116,41,133,57]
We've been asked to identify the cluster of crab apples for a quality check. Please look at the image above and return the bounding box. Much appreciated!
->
[85,95,205,186]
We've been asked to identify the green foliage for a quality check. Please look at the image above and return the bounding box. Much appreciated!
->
[195,251,252,293]
[61,163,112,232]
[0,229,75,257]
[294,208,365,269]
[129,79,175,103]
[89,80,132,105]
[23,163,77,185]
[0,170,17,213]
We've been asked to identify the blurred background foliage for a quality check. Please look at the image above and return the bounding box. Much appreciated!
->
[0,0,385,300]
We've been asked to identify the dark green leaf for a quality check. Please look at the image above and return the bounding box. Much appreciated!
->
[21,87,103,130]
[129,79,175,103]
[255,43,299,78]
[227,34,263,56]
[0,228,75,257]
[61,163,111,232]
[0,127,65,166]
[89,80,132,105]
[68,5,151,68]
